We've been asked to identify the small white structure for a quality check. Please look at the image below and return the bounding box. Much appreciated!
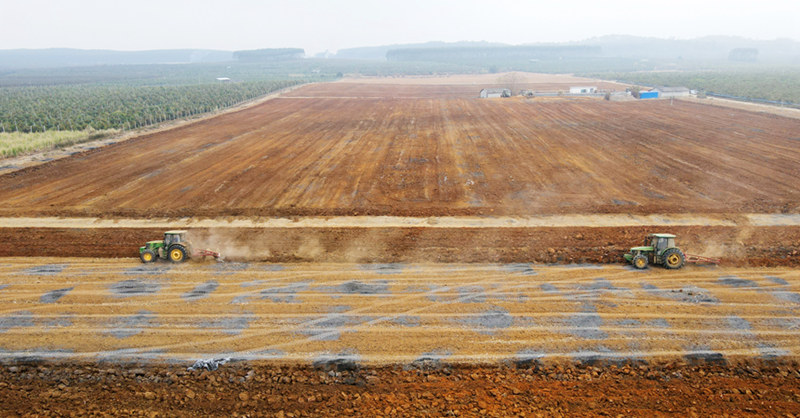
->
[653,86,691,98]
[216,77,231,82]
[569,86,597,94]
[479,88,511,98]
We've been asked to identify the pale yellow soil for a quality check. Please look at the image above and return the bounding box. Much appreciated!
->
[0,258,797,364]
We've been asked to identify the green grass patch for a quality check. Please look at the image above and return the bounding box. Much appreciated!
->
[0,129,118,158]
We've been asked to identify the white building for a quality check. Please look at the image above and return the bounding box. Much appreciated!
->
[569,86,597,94]
[654,86,691,98]
[479,88,512,98]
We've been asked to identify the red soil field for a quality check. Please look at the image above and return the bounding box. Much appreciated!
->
[2,362,799,417]
[0,82,798,218]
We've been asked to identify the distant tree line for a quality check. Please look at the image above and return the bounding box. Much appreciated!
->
[386,45,602,63]
[728,48,759,62]
[233,48,306,61]
[0,80,302,133]
[590,70,800,104]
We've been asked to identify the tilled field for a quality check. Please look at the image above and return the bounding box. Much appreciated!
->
[2,74,800,415]
[2,362,799,416]
[0,80,798,218]
[1,258,798,364]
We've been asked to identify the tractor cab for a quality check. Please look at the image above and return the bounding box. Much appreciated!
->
[647,234,675,253]
[164,230,187,248]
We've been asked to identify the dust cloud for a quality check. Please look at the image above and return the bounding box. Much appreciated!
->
[295,237,324,260]
[186,229,271,261]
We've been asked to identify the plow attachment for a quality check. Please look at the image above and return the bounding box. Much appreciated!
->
[193,249,223,261]
[685,253,720,265]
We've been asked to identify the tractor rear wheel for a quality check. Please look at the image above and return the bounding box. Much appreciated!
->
[632,254,649,269]
[140,249,156,263]
[662,248,685,269]
[168,245,188,263]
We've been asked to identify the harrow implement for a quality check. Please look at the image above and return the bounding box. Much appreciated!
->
[684,253,721,265]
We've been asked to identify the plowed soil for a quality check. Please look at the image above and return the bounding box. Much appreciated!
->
[1,225,799,266]
[2,362,799,417]
[0,79,798,218]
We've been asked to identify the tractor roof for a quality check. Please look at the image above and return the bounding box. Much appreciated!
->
[647,233,676,238]
[165,230,188,235]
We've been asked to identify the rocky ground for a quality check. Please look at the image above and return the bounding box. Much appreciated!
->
[1,361,799,416]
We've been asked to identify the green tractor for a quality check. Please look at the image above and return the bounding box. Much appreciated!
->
[138,230,221,263]
[623,233,686,270]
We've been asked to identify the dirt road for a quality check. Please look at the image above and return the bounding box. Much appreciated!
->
[4,213,800,228]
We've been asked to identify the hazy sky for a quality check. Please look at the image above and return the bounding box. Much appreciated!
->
[2,0,799,54]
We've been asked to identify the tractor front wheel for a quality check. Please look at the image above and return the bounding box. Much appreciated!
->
[632,254,649,269]
[140,249,157,263]
[663,248,685,269]
[168,245,188,263]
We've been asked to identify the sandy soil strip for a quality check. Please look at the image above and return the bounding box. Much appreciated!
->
[0,259,798,364]
[1,214,797,229]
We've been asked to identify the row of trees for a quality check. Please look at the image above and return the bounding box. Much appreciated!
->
[0,80,302,133]
[592,70,800,104]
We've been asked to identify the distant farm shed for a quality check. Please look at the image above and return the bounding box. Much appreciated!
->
[569,86,597,94]
[639,91,659,99]
[479,88,511,98]
[653,86,691,98]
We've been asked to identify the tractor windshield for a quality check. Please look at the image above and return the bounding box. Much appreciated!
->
[164,233,185,248]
